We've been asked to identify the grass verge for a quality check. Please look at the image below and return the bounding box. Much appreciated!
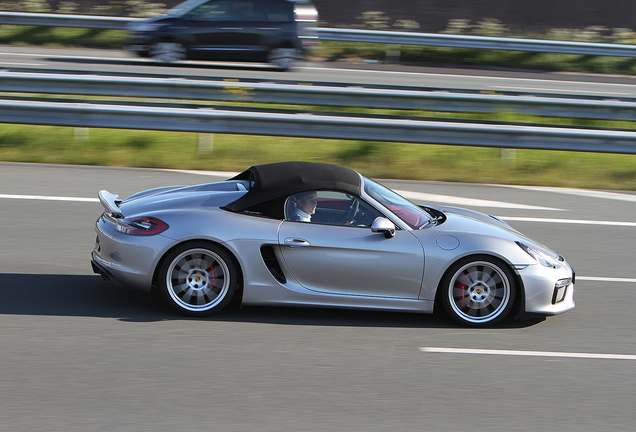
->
[1,123,636,190]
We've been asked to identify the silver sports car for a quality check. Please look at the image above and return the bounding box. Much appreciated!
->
[91,161,574,326]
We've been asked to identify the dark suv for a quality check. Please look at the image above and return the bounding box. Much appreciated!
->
[125,0,318,70]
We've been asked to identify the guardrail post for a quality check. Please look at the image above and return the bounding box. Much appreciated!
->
[501,148,517,165]
[385,44,401,63]
[198,133,213,153]
[74,127,89,140]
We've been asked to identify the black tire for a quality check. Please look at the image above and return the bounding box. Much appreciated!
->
[158,242,238,317]
[267,47,302,70]
[149,42,186,63]
[440,256,516,327]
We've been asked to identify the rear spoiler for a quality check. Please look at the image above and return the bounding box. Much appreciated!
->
[98,190,124,219]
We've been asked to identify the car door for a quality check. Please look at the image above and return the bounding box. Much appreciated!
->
[278,191,425,299]
[180,0,244,58]
[221,0,293,58]
[181,0,275,59]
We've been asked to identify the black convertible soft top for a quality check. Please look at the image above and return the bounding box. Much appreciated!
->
[224,161,361,217]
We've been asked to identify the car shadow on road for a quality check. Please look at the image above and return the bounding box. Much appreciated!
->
[0,273,167,322]
[0,273,545,329]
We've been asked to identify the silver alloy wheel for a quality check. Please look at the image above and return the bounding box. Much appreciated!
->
[164,248,231,313]
[267,48,302,70]
[446,260,513,325]
[150,42,186,63]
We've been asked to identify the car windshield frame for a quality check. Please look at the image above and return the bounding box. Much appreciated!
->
[362,177,433,230]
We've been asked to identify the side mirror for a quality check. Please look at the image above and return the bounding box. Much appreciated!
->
[371,217,395,238]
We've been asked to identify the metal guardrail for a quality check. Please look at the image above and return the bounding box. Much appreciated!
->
[1,98,636,154]
[2,11,636,57]
[317,28,636,57]
[2,71,636,121]
[0,11,131,29]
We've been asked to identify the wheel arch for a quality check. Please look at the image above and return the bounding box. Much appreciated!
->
[433,253,525,317]
[150,239,244,303]
[276,39,297,49]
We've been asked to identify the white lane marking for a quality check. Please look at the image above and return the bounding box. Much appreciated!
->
[577,276,636,283]
[0,194,98,202]
[158,169,566,212]
[1,52,634,93]
[160,169,633,210]
[0,51,274,68]
[499,185,636,203]
[4,193,636,227]
[420,347,636,360]
[0,62,43,66]
[493,85,633,96]
[395,190,563,211]
[499,216,636,227]
[304,66,636,90]
[161,168,240,177]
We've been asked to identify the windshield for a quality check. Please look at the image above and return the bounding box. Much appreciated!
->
[166,0,208,16]
[363,178,432,229]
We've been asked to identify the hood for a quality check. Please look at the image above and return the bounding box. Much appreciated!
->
[422,205,560,260]
[433,205,518,232]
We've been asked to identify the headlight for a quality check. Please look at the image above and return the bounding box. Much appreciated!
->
[516,241,560,268]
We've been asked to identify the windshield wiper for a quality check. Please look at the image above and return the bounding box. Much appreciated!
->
[419,215,443,229]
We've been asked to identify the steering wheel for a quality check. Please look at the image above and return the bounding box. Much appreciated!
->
[345,198,359,223]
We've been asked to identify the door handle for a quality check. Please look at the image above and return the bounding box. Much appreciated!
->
[220,27,243,30]
[284,238,311,247]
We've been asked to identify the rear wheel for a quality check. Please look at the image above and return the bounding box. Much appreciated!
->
[159,242,237,317]
[441,256,516,327]
[150,42,186,63]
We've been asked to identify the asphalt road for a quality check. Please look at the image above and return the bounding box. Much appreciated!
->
[1,162,635,431]
[3,45,636,98]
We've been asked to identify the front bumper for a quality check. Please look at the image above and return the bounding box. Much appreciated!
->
[519,262,575,315]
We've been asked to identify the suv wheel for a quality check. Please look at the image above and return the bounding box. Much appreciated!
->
[150,42,186,63]
[267,48,302,70]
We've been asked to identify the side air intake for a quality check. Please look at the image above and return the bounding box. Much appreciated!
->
[260,245,287,284]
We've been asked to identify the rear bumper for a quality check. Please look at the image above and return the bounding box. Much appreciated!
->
[92,216,168,293]
[91,251,152,293]
[91,256,127,290]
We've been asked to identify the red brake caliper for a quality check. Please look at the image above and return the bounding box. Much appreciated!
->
[207,262,218,286]
[456,274,469,309]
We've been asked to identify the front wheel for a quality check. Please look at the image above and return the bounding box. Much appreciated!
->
[267,48,303,70]
[441,256,516,327]
[159,242,238,317]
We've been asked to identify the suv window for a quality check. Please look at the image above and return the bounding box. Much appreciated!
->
[188,0,270,21]
[265,1,293,22]
[232,0,267,21]
[189,0,234,19]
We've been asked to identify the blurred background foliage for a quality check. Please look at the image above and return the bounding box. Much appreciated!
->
[0,0,636,188]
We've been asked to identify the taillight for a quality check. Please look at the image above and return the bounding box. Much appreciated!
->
[294,6,318,22]
[116,217,169,236]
